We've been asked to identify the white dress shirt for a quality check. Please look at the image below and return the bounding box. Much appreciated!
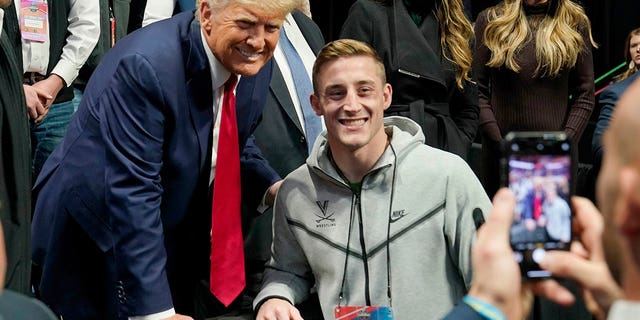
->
[142,0,176,27]
[203,30,234,185]
[0,9,4,36]
[17,0,100,87]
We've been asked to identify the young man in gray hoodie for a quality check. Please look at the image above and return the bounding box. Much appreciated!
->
[254,39,491,319]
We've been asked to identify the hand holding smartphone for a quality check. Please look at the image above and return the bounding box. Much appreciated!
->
[501,132,573,280]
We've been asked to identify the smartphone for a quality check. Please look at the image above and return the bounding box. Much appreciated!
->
[501,131,573,279]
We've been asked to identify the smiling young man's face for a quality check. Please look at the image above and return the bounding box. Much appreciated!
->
[200,2,284,76]
[311,55,392,154]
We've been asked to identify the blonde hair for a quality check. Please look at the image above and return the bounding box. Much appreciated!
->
[483,0,597,78]
[312,39,386,94]
[435,0,474,88]
[297,0,312,18]
[614,27,640,82]
[198,0,301,19]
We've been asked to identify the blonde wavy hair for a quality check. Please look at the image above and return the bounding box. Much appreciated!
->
[483,0,597,78]
[436,0,475,88]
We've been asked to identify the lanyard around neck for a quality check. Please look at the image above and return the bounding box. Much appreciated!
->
[337,144,398,308]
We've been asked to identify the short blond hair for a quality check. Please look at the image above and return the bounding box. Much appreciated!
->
[312,39,386,94]
[201,0,301,17]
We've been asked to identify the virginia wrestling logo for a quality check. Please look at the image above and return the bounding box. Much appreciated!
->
[315,200,336,228]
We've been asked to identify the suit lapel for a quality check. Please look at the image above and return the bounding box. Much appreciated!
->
[388,1,446,88]
[270,64,304,133]
[185,18,214,173]
[291,10,324,54]
[269,10,324,135]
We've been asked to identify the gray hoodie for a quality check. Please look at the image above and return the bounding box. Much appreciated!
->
[254,116,491,319]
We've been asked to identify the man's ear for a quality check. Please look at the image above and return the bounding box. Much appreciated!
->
[382,83,392,111]
[310,93,322,116]
[199,0,212,28]
[618,166,640,233]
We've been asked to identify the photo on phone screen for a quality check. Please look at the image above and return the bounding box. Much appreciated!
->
[503,132,572,279]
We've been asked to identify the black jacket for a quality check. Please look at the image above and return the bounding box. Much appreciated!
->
[341,0,479,159]
[0,3,32,295]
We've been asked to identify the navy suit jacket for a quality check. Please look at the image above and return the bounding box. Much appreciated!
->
[31,11,279,318]
[592,71,640,168]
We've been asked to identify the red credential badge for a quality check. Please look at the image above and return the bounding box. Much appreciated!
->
[19,0,48,42]
[334,306,394,320]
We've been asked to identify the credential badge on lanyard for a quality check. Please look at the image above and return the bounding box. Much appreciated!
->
[334,306,394,320]
[19,0,48,42]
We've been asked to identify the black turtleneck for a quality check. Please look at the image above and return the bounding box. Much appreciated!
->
[523,0,557,16]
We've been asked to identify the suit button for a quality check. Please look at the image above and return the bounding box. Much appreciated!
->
[300,136,306,143]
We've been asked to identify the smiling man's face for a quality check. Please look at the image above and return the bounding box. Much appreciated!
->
[200,1,284,76]
[311,55,391,154]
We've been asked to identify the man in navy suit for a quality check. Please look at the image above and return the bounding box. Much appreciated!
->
[30,0,299,319]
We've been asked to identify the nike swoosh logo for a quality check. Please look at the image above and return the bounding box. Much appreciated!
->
[390,210,407,223]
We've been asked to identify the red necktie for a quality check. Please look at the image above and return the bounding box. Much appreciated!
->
[534,194,542,220]
[210,75,245,306]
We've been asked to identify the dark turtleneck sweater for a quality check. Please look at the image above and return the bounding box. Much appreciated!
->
[472,2,595,145]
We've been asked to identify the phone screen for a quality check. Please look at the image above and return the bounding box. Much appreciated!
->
[504,134,572,279]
